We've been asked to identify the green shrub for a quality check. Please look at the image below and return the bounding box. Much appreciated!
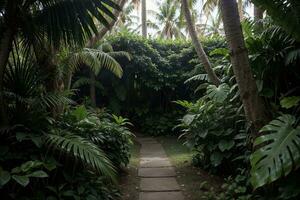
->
[176,83,248,173]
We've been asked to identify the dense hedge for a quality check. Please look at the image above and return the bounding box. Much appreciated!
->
[93,33,225,135]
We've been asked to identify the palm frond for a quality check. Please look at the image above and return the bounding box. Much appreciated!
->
[37,91,75,108]
[285,49,300,65]
[184,74,208,84]
[46,133,116,181]
[72,77,104,90]
[35,0,119,45]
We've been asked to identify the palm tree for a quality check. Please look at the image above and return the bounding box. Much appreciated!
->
[0,0,119,125]
[196,13,223,37]
[219,0,269,132]
[69,43,131,107]
[181,0,221,86]
[155,0,185,39]
[141,0,147,37]
[202,0,249,21]
[86,0,128,48]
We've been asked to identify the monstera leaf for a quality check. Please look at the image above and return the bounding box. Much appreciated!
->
[206,83,230,103]
[250,115,300,189]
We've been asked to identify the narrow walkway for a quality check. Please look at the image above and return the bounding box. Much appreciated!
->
[137,137,184,200]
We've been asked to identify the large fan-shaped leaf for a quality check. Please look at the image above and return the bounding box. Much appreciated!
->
[250,115,300,189]
[70,48,124,77]
[206,83,230,103]
[35,0,119,45]
[46,133,116,181]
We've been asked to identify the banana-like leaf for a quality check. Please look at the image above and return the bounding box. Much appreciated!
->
[250,114,300,189]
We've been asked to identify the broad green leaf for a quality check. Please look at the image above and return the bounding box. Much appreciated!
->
[280,96,300,109]
[182,114,196,126]
[209,48,229,56]
[218,140,235,152]
[250,114,300,189]
[16,132,27,142]
[20,161,43,172]
[210,152,223,167]
[206,83,230,103]
[71,105,88,121]
[0,169,11,187]
[12,175,30,187]
[28,170,48,178]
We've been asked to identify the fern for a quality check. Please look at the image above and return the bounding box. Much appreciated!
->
[250,115,300,189]
[46,133,116,181]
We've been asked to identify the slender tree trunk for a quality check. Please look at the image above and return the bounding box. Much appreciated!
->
[33,44,58,92]
[90,72,96,107]
[86,0,127,48]
[238,0,244,21]
[181,0,221,86]
[254,6,264,30]
[220,0,269,133]
[0,28,14,126]
[141,0,147,37]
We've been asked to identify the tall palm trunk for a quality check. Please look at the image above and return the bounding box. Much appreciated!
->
[0,28,14,126]
[90,72,97,107]
[181,0,221,86]
[0,1,17,126]
[220,0,269,133]
[141,0,147,37]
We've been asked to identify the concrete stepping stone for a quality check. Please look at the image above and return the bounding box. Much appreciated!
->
[138,167,176,177]
[137,137,185,199]
[140,178,180,192]
[140,158,172,168]
[139,192,184,200]
[137,138,157,144]
[140,151,167,158]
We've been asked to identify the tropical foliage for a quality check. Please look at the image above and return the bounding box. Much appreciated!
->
[1,0,300,199]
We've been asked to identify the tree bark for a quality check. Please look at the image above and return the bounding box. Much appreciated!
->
[86,0,127,48]
[220,0,269,133]
[90,72,96,107]
[0,28,14,126]
[141,0,147,37]
[238,0,244,21]
[254,6,264,30]
[181,0,221,86]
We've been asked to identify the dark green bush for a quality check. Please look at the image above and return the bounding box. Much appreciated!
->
[80,33,226,136]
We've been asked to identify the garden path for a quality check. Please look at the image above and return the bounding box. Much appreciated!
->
[137,137,185,200]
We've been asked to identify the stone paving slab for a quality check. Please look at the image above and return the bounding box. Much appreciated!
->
[140,178,181,192]
[136,138,157,144]
[141,143,165,150]
[138,167,176,177]
[140,158,172,168]
[139,192,185,200]
[140,151,167,158]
